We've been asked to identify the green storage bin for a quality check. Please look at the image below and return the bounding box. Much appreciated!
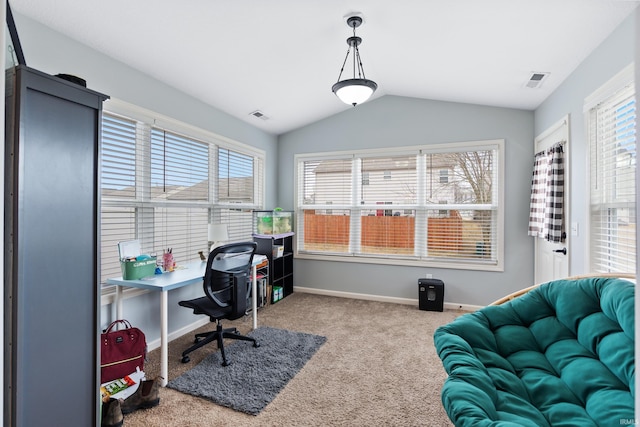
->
[120,257,157,280]
[273,285,283,303]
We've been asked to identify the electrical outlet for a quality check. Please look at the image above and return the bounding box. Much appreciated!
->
[425,273,433,279]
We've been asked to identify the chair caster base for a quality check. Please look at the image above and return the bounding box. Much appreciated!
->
[181,355,190,363]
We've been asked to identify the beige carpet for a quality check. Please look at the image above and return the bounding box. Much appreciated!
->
[122,293,464,426]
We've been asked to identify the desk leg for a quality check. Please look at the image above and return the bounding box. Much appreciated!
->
[115,285,124,320]
[252,265,257,330]
[160,290,168,387]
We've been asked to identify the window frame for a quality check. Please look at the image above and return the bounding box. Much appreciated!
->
[100,99,265,301]
[585,63,636,274]
[294,140,505,271]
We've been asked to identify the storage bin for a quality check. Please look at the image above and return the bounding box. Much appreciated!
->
[121,257,157,280]
[272,245,284,258]
[273,285,283,303]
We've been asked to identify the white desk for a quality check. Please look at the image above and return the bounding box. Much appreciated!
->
[106,255,266,386]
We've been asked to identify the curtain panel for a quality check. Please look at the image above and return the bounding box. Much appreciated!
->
[528,142,565,243]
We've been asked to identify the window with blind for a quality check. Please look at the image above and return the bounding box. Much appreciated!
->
[295,140,504,270]
[100,108,264,287]
[587,67,636,273]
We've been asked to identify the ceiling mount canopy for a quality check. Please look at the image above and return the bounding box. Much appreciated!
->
[332,15,378,107]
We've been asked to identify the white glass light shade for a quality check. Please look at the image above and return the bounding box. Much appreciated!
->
[207,224,228,251]
[332,78,377,106]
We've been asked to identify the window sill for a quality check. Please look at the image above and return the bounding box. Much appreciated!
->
[295,252,504,272]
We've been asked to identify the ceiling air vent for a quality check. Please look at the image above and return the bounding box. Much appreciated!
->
[250,110,269,120]
[524,72,549,89]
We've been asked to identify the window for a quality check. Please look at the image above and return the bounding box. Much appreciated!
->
[587,65,636,273]
[100,104,264,287]
[150,129,209,201]
[295,140,504,270]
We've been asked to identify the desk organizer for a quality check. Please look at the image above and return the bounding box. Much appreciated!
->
[120,257,157,280]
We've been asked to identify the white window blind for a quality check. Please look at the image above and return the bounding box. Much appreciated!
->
[295,141,502,269]
[151,129,209,201]
[360,155,417,257]
[101,114,136,199]
[153,207,209,263]
[101,114,138,281]
[100,207,136,286]
[100,109,264,287]
[214,147,263,242]
[423,150,497,260]
[589,84,636,273]
[298,158,352,255]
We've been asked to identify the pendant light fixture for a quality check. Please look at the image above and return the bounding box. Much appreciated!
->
[332,15,377,106]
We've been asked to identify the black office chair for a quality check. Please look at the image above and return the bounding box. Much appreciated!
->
[178,242,259,366]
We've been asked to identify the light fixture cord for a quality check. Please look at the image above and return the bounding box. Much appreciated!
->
[354,46,366,79]
[352,24,358,79]
[336,20,368,82]
[336,46,351,83]
[338,17,367,82]
[352,21,367,79]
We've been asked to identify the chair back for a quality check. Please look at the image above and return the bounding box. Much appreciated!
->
[203,242,257,319]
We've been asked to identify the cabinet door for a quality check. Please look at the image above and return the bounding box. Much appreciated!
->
[5,66,108,427]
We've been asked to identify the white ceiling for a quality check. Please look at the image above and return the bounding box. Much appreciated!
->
[9,0,640,135]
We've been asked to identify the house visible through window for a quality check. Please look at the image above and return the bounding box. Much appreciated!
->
[587,65,636,273]
[295,140,504,270]
[100,106,264,288]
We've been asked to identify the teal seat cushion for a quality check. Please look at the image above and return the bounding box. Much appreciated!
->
[434,277,634,427]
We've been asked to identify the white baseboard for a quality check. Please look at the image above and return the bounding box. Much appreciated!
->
[146,317,210,352]
[293,286,482,312]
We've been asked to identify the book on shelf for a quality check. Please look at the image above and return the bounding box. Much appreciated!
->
[247,276,270,309]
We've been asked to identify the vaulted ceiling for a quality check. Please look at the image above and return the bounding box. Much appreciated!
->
[10,0,640,135]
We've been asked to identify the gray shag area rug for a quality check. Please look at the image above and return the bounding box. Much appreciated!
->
[167,326,326,415]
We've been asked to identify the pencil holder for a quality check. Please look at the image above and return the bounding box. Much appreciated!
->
[163,252,175,272]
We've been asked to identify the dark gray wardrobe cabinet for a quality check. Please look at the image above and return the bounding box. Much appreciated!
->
[4,65,108,427]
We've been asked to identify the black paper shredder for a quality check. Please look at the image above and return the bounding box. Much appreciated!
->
[418,278,444,312]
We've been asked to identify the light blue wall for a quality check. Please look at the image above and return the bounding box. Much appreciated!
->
[11,13,279,340]
[534,12,636,275]
[278,96,535,305]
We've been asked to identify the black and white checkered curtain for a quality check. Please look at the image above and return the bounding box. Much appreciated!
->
[528,142,565,243]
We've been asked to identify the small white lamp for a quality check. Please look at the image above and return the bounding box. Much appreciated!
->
[208,224,229,252]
